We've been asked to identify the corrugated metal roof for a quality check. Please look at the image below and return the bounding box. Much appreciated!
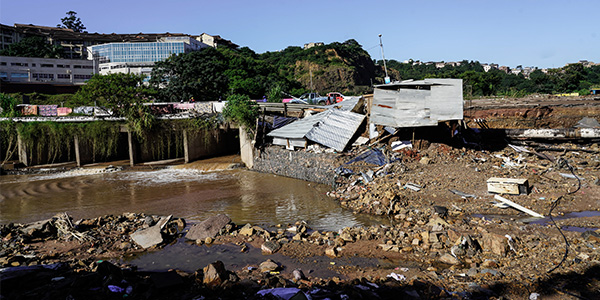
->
[268,110,330,139]
[373,79,441,88]
[305,109,365,152]
[322,96,363,112]
[268,109,366,152]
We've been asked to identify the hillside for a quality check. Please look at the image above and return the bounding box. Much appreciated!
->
[260,40,378,95]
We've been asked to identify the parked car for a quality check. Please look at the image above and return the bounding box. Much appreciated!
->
[289,92,329,105]
[327,92,345,103]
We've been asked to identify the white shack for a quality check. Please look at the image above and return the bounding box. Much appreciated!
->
[370,78,463,128]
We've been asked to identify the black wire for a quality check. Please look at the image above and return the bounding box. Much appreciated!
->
[546,159,581,274]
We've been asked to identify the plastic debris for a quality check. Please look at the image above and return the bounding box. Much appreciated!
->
[529,292,540,300]
[391,140,412,151]
[256,287,308,300]
[559,173,584,180]
[361,170,374,183]
[387,272,406,281]
[335,166,354,177]
[346,149,387,166]
[404,182,422,192]
[449,189,476,198]
[108,285,125,293]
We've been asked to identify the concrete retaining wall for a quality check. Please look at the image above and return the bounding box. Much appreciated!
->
[251,146,338,186]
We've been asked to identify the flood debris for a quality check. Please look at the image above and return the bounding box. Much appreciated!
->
[487,177,529,195]
[493,195,544,218]
[449,189,476,198]
[130,215,172,248]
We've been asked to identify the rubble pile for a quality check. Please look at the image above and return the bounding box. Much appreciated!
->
[0,213,184,268]
[2,205,600,298]
[328,142,600,220]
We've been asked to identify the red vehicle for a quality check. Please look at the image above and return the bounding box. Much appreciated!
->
[327,92,345,104]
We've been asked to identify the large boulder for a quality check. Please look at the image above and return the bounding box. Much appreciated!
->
[203,261,228,287]
[186,214,231,241]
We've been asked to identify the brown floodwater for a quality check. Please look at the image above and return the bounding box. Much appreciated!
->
[0,156,384,231]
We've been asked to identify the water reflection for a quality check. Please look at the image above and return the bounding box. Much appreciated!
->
[1,166,384,231]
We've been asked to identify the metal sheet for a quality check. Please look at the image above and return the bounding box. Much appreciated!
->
[370,78,463,128]
[305,110,365,152]
[268,109,365,152]
[268,110,330,139]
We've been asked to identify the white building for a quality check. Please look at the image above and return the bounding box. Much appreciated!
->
[0,55,93,84]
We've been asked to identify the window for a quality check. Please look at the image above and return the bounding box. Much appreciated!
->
[0,72,7,79]
[57,74,71,79]
[74,65,82,69]
[41,64,53,68]
[11,73,29,79]
[0,62,6,66]
[56,64,70,68]
[11,62,28,67]
[32,73,54,80]
[74,74,92,80]
[82,65,93,69]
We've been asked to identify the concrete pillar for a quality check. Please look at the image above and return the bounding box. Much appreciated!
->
[74,135,93,167]
[239,126,254,169]
[127,129,136,167]
[17,133,29,166]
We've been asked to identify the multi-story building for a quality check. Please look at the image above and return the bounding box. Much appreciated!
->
[0,55,93,84]
[87,36,209,78]
[1,23,238,60]
[0,23,238,92]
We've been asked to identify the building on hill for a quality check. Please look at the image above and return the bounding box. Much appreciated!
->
[0,23,238,91]
[0,55,94,93]
[304,42,324,49]
[1,23,238,60]
[88,36,209,78]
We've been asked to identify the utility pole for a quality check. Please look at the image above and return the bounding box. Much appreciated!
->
[379,34,390,84]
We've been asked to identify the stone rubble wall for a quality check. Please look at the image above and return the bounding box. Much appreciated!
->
[251,146,338,186]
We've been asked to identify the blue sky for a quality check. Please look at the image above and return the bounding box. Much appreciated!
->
[1,0,597,69]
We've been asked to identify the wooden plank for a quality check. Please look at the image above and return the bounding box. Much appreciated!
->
[494,195,544,218]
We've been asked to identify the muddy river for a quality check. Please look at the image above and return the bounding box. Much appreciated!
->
[0,156,383,231]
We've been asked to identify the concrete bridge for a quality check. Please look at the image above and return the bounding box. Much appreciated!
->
[2,116,239,168]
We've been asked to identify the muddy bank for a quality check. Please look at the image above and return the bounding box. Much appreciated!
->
[2,208,600,299]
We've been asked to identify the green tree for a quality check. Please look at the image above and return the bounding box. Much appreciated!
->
[222,94,260,136]
[0,36,63,58]
[150,47,228,102]
[75,73,153,109]
[0,94,20,117]
[76,73,156,136]
[57,11,86,33]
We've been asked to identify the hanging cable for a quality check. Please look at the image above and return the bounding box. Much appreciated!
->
[546,158,581,273]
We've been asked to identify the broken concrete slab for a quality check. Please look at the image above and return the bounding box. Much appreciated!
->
[185,214,231,241]
[130,215,172,249]
[261,240,281,254]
